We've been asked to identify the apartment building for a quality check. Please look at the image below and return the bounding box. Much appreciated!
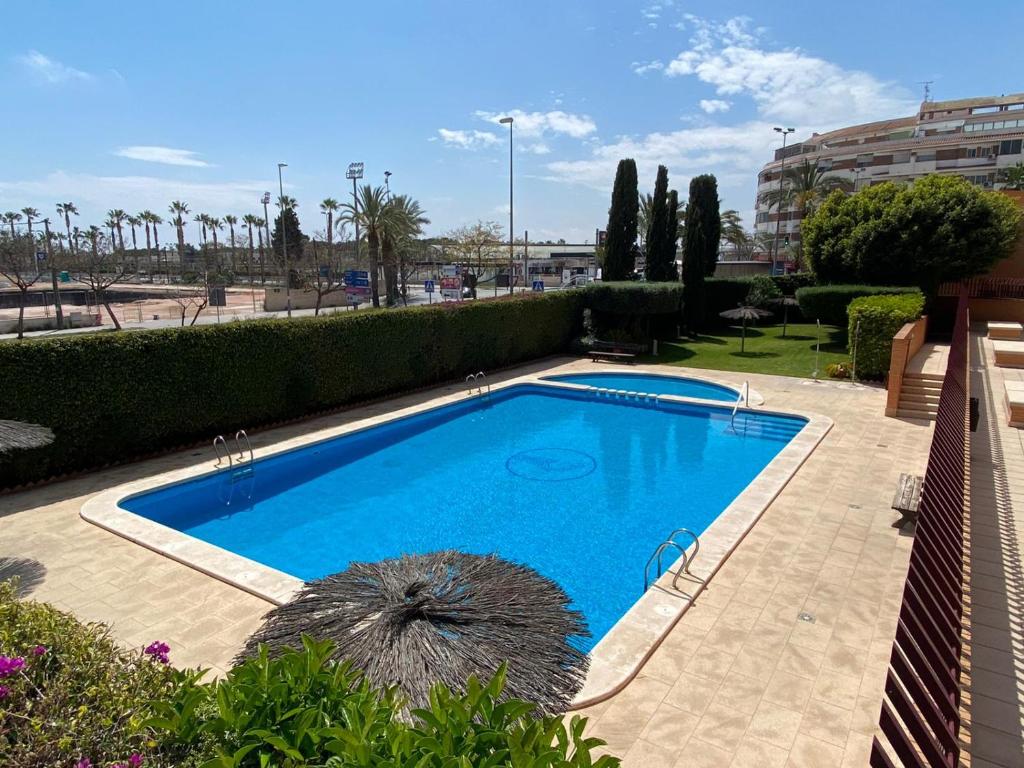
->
[753,92,1024,258]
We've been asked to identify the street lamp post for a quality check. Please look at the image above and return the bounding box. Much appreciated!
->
[384,170,392,200]
[277,163,290,317]
[771,126,795,274]
[261,192,271,285]
[499,116,514,293]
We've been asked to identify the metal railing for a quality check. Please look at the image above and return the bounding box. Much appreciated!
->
[644,528,700,591]
[870,287,969,768]
[213,435,232,468]
[465,371,490,397]
[939,276,1024,299]
[730,381,749,429]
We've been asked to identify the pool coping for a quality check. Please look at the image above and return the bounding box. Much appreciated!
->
[79,368,831,708]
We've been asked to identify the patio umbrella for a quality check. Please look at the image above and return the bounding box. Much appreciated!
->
[239,550,590,715]
[719,306,773,353]
[0,420,54,454]
[769,296,800,338]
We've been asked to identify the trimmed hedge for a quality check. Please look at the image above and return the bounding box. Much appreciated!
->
[795,284,921,327]
[582,282,683,315]
[0,292,583,487]
[848,293,926,379]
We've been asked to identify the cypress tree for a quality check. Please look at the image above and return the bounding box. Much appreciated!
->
[665,188,680,281]
[272,207,305,265]
[682,174,721,331]
[644,165,674,281]
[602,159,639,281]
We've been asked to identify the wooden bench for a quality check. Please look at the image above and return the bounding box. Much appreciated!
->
[891,472,923,529]
[1004,380,1024,427]
[992,340,1024,368]
[588,341,644,364]
[988,321,1023,340]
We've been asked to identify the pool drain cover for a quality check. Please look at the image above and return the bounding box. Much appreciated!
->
[505,448,597,482]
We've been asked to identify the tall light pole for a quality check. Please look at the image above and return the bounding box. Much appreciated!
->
[771,126,795,274]
[261,192,271,285]
[277,162,290,317]
[384,170,392,200]
[346,162,364,268]
[499,116,514,293]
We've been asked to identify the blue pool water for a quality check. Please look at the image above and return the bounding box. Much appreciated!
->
[542,372,737,402]
[121,384,804,650]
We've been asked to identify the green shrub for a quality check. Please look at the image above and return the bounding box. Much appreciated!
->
[825,361,853,380]
[704,277,753,323]
[0,292,583,487]
[771,272,816,295]
[746,275,782,308]
[795,284,921,327]
[147,637,618,768]
[582,282,683,342]
[0,580,183,767]
[848,293,926,379]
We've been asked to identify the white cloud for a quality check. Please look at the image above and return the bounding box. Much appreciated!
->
[521,143,552,155]
[699,99,731,114]
[436,128,500,150]
[474,110,596,139]
[114,146,211,167]
[664,15,916,126]
[631,60,665,76]
[16,50,93,84]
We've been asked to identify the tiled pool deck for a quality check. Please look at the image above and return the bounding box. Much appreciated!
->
[0,356,947,764]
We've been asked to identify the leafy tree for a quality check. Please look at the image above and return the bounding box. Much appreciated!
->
[2,211,23,237]
[0,233,42,338]
[442,220,504,298]
[1002,162,1024,190]
[73,227,134,329]
[271,204,306,284]
[665,188,680,278]
[681,174,721,331]
[242,213,263,285]
[603,158,639,280]
[20,207,39,239]
[55,202,78,255]
[340,184,390,307]
[381,194,429,305]
[803,175,1024,294]
[644,165,677,281]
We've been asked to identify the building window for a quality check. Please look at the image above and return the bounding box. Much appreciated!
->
[915,151,936,162]
[817,158,832,171]
[999,139,1022,155]
[892,151,911,164]
[856,154,872,166]
[756,212,770,224]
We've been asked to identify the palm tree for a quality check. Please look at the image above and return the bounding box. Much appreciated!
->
[243,214,262,286]
[104,215,118,252]
[21,207,39,240]
[56,202,79,255]
[340,184,391,308]
[224,214,239,275]
[320,197,340,264]
[380,195,429,305]
[1002,162,1024,190]
[126,214,141,250]
[720,209,747,248]
[2,211,22,237]
[107,208,128,253]
[207,216,223,275]
[247,213,267,284]
[761,159,852,264]
[278,195,298,211]
[169,200,190,269]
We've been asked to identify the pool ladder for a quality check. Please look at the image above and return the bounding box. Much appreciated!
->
[213,430,254,481]
[644,528,700,591]
[729,381,750,430]
[465,371,491,398]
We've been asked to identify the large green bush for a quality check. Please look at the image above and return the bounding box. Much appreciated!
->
[0,292,583,487]
[582,282,683,342]
[803,176,1023,292]
[848,293,926,379]
[795,285,921,327]
[0,580,182,767]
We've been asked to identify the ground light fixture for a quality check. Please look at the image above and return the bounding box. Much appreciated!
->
[277,163,290,317]
[499,116,514,293]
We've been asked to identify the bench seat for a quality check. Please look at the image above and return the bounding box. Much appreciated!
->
[1005,380,1024,427]
[988,321,1023,340]
[588,349,636,363]
[992,340,1024,368]
[891,472,923,529]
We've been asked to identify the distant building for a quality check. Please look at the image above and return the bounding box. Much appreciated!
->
[754,92,1024,260]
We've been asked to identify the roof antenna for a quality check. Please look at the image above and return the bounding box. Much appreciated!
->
[917,80,934,103]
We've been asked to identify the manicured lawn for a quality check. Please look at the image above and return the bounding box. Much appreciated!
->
[644,322,849,378]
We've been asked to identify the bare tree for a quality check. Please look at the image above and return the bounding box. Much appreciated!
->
[304,237,345,316]
[170,285,209,326]
[442,220,504,299]
[72,227,133,330]
[0,233,43,339]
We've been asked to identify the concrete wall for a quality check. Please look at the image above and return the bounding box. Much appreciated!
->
[885,315,929,416]
[263,287,354,312]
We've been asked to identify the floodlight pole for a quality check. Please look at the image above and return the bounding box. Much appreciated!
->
[500,116,514,293]
[771,127,795,275]
[261,192,271,285]
[277,163,290,317]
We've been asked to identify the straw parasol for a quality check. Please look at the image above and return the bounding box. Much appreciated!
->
[719,306,773,352]
[0,420,54,454]
[238,550,590,715]
[769,296,800,337]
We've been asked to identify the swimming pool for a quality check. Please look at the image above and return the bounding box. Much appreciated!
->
[118,384,805,651]
[542,372,738,402]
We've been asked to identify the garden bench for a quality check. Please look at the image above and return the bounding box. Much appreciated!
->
[587,341,644,364]
[891,472,923,529]
[987,321,1023,340]
[1003,380,1024,427]
[992,340,1024,368]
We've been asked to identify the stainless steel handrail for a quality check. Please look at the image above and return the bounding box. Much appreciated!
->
[729,381,749,429]
[465,371,490,397]
[644,540,689,591]
[665,528,699,574]
[213,435,232,469]
[234,429,253,463]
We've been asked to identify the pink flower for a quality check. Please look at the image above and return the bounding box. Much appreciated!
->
[0,656,25,678]
[76,760,92,768]
[32,645,46,656]
[129,753,143,767]
[143,641,170,664]
[0,685,9,699]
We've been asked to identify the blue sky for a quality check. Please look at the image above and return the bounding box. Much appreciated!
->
[2,0,1022,244]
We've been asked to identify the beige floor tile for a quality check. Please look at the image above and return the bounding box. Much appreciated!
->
[799,698,854,748]
[786,733,846,768]
[763,669,815,712]
[777,642,825,681]
[685,646,736,684]
[810,670,862,711]
[692,702,753,754]
[639,704,700,751]
[714,669,770,715]
[746,700,804,751]
[664,672,721,718]
[622,738,680,768]
[672,739,734,768]
[730,736,790,768]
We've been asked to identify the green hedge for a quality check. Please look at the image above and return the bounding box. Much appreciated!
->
[848,293,926,379]
[795,284,921,327]
[0,293,583,487]
[771,272,817,295]
[582,282,683,314]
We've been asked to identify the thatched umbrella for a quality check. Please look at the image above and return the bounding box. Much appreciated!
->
[0,420,54,454]
[769,296,800,338]
[719,306,773,352]
[239,550,589,715]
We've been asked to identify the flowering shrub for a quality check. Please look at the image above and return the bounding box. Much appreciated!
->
[0,580,179,767]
